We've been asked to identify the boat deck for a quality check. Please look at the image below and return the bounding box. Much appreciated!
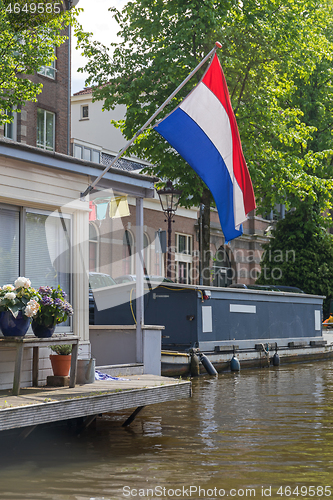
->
[0,374,191,432]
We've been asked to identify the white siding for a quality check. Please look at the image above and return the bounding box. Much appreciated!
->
[0,156,88,209]
[0,347,53,390]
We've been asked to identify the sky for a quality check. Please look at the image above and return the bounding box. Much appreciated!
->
[71,0,127,95]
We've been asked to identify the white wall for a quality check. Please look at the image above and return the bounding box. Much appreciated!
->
[71,95,127,154]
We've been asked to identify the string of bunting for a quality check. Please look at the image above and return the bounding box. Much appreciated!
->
[89,196,130,222]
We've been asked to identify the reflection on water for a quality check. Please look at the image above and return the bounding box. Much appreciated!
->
[1,362,333,499]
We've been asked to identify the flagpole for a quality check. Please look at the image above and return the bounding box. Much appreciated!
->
[81,42,222,198]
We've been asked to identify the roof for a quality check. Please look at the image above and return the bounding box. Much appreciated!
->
[101,152,147,172]
[73,87,93,96]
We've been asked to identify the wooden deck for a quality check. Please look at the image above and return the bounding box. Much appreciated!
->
[0,374,192,432]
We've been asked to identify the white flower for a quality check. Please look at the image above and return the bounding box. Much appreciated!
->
[3,284,14,291]
[4,292,16,301]
[14,277,31,289]
[28,299,39,313]
[25,299,39,317]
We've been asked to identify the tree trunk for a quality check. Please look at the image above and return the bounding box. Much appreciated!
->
[201,187,211,286]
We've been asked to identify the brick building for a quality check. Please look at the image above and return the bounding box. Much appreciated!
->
[0,32,71,155]
[72,87,273,287]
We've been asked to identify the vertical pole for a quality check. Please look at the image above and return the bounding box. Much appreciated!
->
[136,197,144,363]
[167,215,172,278]
[199,204,203,285]
[158,228,162,275]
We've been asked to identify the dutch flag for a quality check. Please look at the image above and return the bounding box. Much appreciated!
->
[153,54,256,243]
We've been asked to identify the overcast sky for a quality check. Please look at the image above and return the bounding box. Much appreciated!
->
[71,0,127,94]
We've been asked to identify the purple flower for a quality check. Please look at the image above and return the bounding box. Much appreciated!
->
[41,296,54,306]
[39,286,52,296]
[54,298,63,308]
[63,301,73,316]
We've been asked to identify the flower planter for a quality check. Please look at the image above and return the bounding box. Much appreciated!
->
[0,311,30,337]
[32,321,56,338]
[50,354,72,377]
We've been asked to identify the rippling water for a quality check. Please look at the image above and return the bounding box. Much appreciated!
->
[1,362,333,500]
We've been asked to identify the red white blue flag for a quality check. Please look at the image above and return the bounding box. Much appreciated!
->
[154,54,256,243]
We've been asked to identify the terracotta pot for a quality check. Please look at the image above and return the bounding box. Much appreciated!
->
[50,354,71,377]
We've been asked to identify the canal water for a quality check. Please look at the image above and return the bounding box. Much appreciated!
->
[0,361,333,500]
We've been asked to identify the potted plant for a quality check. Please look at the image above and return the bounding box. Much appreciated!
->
[0,277,39,337]
[49,344,72,377]
[32,285,73,338]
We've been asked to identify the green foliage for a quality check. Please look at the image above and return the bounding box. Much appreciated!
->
[0,1,81,125]
[77,0,333,296]
[256,204,333,315]
[34,285,74,327]
[50,344,72,355]
[76,0,333,219]
[0,278,39,318]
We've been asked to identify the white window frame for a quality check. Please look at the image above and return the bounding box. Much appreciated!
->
[4,108,17,141]
[38,48,56,79]
[80,105,89,120]
[175,261,192,285]
[123,229,135,275]
[73,143,100,163]
[175,233,193,284]
[74,144,83,159]
[89,222,100,272]
[37,109,55,151]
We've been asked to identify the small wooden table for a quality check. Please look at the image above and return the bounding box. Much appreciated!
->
[0,335,79,396]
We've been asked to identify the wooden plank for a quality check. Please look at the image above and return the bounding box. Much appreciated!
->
[0,382,191,431]
[12,344,24,396]
[32,346,39,387]
[69,342,78,388]
[0,335,79,347]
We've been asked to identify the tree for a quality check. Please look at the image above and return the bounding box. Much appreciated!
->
[77,0,333,284]
[256,24,333,308]
[0,0,80,126]
[256,204,333,316]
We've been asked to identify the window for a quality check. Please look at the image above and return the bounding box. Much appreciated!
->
[143,233,150,274]
[0,207,20,285]
[177,261,190,284]
[38,49,56,79]
[176,233,191,255]
[74,144,82,158]
[73,144,100,163]
[37,109,55,151]
[81,105,89,119]
[4,108,17,141]
[263,204,286,221]
[89,223,99,272]
[25,210,71,297]
[123,230,133,274]
[175,233,192,284]
[213,246,233,287]
[0,205,72,330]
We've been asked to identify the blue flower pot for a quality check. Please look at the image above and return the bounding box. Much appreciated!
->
[0,311,30,337]
[31,321,56,338]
